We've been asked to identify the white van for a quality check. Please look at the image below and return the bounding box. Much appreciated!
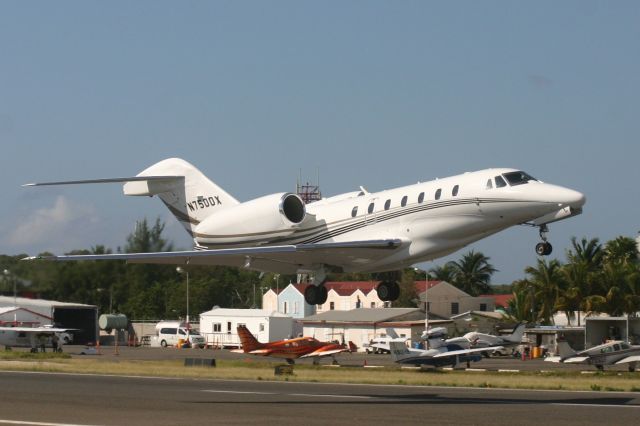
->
[155,321,206,348]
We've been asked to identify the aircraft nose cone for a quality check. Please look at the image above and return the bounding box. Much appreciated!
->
[566,189,586,209]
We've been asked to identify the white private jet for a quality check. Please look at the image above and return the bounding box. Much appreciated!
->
[24,158,585,305]
[390,327,501,368]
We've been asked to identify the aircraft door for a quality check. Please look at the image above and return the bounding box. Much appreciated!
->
[364,198,378,226]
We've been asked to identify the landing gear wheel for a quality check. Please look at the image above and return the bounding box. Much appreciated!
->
[535,242,553,256]
[317,285,328,305]
[377,281,400,302]
[304,285,328,305]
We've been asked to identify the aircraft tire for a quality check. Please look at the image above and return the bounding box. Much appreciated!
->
[317,285,328,305]
[536,242,553,256]
[376,281,392,301]
[389,281,400,301]
[305,285,328,305]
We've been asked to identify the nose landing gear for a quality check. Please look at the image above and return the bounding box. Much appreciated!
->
[535,225,553,256]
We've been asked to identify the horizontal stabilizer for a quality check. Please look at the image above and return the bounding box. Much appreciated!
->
[544,356,562,363]
[22,176,183,187]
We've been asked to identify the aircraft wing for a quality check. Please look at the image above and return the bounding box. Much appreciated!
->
[615,355,640,365]
[247,349,274,355]
[562,356,590,363]
[432,346,503,358]
[299,347,347,358]
[0,326,77,333]
[24,239,405,273]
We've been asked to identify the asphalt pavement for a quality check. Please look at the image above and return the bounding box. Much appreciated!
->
[0,370,638,426]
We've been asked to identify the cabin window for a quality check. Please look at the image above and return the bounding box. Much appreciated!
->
[384,199,391,210]
[418,192,425,203]
[486,179,493,189]
[495,176,507,188]
[452,185,459,196]
[368,202,375,214]
[351,206,358,217]
[401,196,408,207]
[451,302,459,315]
[435,188,442,200]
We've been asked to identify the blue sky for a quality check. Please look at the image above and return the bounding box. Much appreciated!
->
[1,1,638,283]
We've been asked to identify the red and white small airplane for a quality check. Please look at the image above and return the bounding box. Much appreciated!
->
[24,158,586,306]
[234,325,351,364]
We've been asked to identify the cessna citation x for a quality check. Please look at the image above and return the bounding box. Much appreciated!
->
[24,158,585,306]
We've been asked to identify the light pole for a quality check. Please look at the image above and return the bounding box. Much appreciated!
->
[415,268,429,344]
[176,267,189,323]
[3,269,15,306]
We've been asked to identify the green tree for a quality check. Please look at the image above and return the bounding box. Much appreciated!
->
[524,258,564,325]
[446,251,497,296]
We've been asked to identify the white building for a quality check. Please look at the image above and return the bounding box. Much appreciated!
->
[199,307,294,348]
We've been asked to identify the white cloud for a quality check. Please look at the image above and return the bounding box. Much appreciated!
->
[7,196,98,249]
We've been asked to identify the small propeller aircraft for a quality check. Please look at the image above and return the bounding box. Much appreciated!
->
[545,338,640,372]
[445,323,526,354]
[389,327,502,368]
[365,328,408,354]
[0,325,77,352]
[23,158,585,306]
[234,325,351,364]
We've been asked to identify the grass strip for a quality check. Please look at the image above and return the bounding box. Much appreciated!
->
[1,356,639,392]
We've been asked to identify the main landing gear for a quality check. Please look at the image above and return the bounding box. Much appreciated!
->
[304,284,328,305]
[535,224,553,256]
[376,281,400,302]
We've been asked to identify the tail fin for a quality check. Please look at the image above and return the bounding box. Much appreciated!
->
[123,158,239,236]
[556,338,577,359]
[237,325,264,353]
[385,327,400,339]
[505,323,526,344]
[389,341,410,362]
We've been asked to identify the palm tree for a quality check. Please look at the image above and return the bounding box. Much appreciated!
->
[447,251,497,296]
[524,258,564,325]
[603,236,639,266]
[428,263,457,283]
[557,261,591,326]
[506,280,535,323]
[566,237,602,271]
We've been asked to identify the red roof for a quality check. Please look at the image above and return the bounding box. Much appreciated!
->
[414,280,442,293]
[480,293,513,308]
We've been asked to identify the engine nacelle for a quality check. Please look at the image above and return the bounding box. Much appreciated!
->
[194,192,306,245]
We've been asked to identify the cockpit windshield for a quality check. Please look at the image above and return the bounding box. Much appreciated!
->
[502,171,537,186]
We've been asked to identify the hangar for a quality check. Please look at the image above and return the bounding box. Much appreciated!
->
[0,296,98,344]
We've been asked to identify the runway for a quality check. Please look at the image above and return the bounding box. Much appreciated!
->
[1,371,638,425]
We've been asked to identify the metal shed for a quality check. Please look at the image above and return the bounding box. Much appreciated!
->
[0,296,98,344]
